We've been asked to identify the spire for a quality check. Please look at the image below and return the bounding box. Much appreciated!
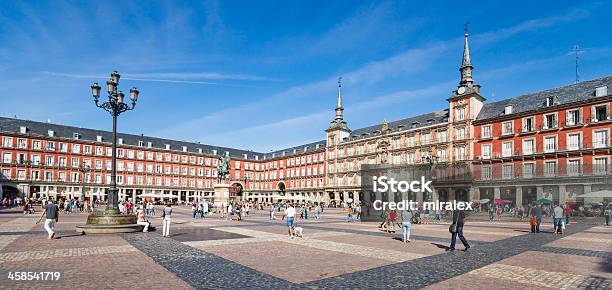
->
[327,76,350,132]
[459,20,474,87]
[335,76,343,120]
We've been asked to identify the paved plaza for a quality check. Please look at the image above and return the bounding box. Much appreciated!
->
[0,206,610,289]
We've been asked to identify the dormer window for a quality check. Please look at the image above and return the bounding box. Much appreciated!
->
[97,135,103,142]
[411,122,419,129]
[427,119,434,125]
[255,155,259,160]
[182,146,187,152]
[165,144,170,150]
[282,151,286,156]
[138,140,144,147]
[47,130,55,137]
[316,144,320,149]
[19,126,27,134]
[73,133,80,140]
[118,138,123,145]
[545,97,554,107]
[198,148,203,154]
[293,149,297,154]
[595,86,608,97]
[225,151,229,156]
[147,142,152,148]
[504,105,513,115]
[244,153,248,159]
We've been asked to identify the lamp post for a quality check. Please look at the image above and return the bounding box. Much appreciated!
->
[90,71,139,215]
[422,155,438,202]
[78,162,90,204]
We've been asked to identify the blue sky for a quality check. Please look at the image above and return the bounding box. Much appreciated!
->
[1,1,612,152]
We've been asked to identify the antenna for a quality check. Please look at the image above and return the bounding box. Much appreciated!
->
[571,44,584,83]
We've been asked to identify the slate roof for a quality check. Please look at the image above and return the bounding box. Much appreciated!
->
[343,109,450,143]
[476,76,612,122]
[0,117,327,161]
[262,140,327,160]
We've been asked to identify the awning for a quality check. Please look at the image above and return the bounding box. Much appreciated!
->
[577,190,612,198]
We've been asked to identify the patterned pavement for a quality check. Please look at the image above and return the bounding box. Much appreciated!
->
[0,205,610,289]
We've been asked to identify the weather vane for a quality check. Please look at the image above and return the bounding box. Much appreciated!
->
[463,20,470,35]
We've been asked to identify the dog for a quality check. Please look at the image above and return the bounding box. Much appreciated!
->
[293,226,304,238]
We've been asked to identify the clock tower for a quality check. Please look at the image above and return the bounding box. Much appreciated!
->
[448,22,485,163]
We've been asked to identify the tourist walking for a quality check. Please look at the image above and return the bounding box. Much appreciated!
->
[553,204,564,234]
[400,209,413,243]
[564,205,571,225]
[37,200,59,239]
[282,202,296,238]
[191,203,197,219]
[530,204,543,233]
[449,209,470,251]
[604,206,611,226]
[162,204,172,237]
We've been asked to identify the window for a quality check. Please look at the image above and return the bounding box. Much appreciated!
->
[522,117,535,132]
[437,148,447,162]
[2,137,12,148]
[568,159,581,176]
[455,106,466,121]
[84,145,91,155]
[567,133,581,150]
[502,142,513,157]
[46,141,55,151]
[17,138,27,149]
[504,105,513,115]
[72,144,80,154]
[595,86,608,97]
[455,146,466,161]
[438,130,447,142]
[544,161,557,176]
[45,156,54,166]
[455,127,466,140]
[544,136,557,153]
[543,113,557,129]
[59,143,68,152]
[32,140,41,150]
[522,139,535,155]
[522,163,534,178]
[566,109,581,126]
[593,130,609,148]
[2,153,11,163]
[502,121,513,135]
[502,164,513,179]
[31,155,40,165]
[593,104,610,122]
[481,125,492,139]
[593,157,608,174]
[481,144,491,159]
[545,96,554,107]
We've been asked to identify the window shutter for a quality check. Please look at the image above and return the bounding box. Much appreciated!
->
[579,108,583,124]
[592,106,597,122]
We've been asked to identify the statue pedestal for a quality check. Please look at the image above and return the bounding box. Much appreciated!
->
[213,183,231,208]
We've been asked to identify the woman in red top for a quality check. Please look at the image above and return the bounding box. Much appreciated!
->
[388,210,397,233]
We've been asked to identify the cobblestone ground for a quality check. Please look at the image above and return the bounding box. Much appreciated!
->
[0,205,610,289]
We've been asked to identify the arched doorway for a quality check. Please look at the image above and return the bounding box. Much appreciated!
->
[455,188,469,202]
[438,189,449,202]
[277,182,286,193]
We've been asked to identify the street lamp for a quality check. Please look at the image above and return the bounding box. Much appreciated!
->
[421,155,438,202]
[78,162,90,204]
[90,71,139,215]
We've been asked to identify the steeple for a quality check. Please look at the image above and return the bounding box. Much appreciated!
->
[335,77,343,120]
[459,20,474,87]
[327,76,350,132]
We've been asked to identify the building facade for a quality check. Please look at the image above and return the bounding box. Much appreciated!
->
[1,29,611,205]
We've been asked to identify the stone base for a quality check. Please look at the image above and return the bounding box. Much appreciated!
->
[76,213,143,234]
[76,223,144,234]
[213,183,231,208]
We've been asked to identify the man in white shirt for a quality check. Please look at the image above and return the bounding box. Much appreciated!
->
[282,202,297,238]
[552,204,564,235]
